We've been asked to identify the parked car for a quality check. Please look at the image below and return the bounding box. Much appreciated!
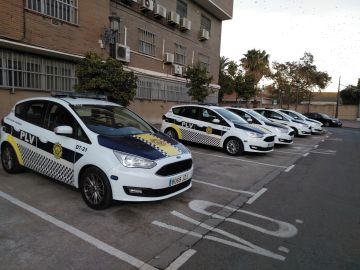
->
[279,109,323,134]
[0,97,193,209]
[226,107,294,145]
[161,105,275,156]
[303,112,342,127]
[253,108,312,136]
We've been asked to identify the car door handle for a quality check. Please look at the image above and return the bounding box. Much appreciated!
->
[39,136,48,143]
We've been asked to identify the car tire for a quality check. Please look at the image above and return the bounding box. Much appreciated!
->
[291,127,299,137]
[1,143,22,174]
[165,128,178,140]
[324,122,330,127]
[80,167,113,210]
[224,137,244,156]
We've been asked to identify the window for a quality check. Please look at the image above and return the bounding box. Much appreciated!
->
[27,0,78,24]
[198,53,209,71]
[15,101,47,126]
[199,108,219,123]
[201,15,211,32]
[138,29,156,56]
[175,44,186,65]
[178,107,198,119]
[0,49,76,92]
[176,0,187,18]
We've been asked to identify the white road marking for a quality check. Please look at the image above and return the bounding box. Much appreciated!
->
[292,143,318,147]
[321,139,325,142]
[192,179,255,196]
[303,153,309,157]
[191,150,287,169]
[295,219,304,224]
[310,150,336,155]
[314,145,319,148]
[165,249,197,270]
[0,190,157,270]
[246,188,268,204]
[278,246,290,253]
[325,138,342,141]
[284,165,295,172]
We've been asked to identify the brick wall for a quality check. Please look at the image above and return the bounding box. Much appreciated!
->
[0,0,24,40]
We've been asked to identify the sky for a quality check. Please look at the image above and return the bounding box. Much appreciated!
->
[220,0,360,91]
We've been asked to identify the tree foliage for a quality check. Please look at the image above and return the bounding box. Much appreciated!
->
[75,52,137,106]
[218,56,233,102]
[340,78,360,105]
[186,62,213,102]
[271,52,331,108]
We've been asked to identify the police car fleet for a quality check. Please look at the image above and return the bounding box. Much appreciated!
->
[279,109,323,134]
[226,108,294,145]
[161,105,275,156]
[0,97,193,209]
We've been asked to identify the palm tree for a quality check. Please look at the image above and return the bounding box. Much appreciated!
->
[240,49,270,84]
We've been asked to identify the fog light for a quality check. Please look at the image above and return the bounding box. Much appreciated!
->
[128,188,143,194]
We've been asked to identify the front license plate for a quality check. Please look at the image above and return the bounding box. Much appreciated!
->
[169,173,189,187]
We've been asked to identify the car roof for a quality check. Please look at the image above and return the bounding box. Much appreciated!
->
[15,96,121,107]
[170,104,221,110]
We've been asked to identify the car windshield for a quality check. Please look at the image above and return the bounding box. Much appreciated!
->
[72,105,154,136]
[246,110,270,123]
[320,113,331,119]
[213,108,247,124]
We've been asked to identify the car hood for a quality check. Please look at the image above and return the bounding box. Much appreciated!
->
[264,121,289,129]
[234,123,267,134]
[98,132,189,161]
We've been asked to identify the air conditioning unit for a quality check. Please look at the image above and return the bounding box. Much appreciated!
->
[167,11,180,26]
[140,0,153,12]
[181,66,187,77]
[164,53,174,64]
[154,4,166,18]
[116,44,130,62]
[180,18,191,31]
[199,29,209,41]
[173,64,182,76]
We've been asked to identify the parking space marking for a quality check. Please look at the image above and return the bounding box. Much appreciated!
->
[246,188,268,204]
[325,138,343,141]
[192,179,255,196]
[314,145,319,148]
[191,150,288,169]
[295,219,304,224]
[165,249,197,270]
[278,246,290,253]
[284,165,295,172]
[0,190,157,270]
[303,153,309,157]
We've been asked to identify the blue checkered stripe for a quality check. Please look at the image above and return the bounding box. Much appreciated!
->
[133,136,182,157]
[180,128,221,147]
[18,144,74,185]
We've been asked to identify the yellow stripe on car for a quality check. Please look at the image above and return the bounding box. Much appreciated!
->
[7,135,24,165]
[134,133,182,157]
[170,123,183,139]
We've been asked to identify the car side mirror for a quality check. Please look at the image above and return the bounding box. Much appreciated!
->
[212,118,220,124]
[54,125,73,135]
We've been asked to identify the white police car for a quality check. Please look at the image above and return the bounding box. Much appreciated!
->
[161,105,275,156]
[254,108,312,136]
[0,97,193,209]
[226,108,294,145]
[279,109,323,134]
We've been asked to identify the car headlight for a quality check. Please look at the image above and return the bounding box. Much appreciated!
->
[246,131,264,138]
[113,151,157,169]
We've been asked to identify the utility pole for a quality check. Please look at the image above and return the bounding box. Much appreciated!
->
[335,76,341,118]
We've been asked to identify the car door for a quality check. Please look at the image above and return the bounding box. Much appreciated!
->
[197,108,228,147]
[176,106,201,143]
[38,102,82,186]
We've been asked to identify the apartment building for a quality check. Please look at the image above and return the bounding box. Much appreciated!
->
[0,0,233,122]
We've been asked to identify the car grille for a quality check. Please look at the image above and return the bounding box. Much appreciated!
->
[264,136,275,142]
[156,159,192,176]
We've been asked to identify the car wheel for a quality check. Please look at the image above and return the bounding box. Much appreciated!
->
[165,128,178,140]
[324,122,330,127]
[224,137,244,156]
[80,167,112,210]
[1,143,22,174]
[292,127,299,137]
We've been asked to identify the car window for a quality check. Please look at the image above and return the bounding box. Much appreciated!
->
[15,101,47,127]
[177,107,198,119]
[288,111,300,119]
[247,110,270,123]
[72,105,154,136]
[199,108,219,123]
[213,108,246,125]
[269,111,284,120]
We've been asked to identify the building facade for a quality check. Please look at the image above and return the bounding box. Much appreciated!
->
[0,0,233,121]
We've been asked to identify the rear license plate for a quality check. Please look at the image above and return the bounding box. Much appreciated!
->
[169,173,189,187]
